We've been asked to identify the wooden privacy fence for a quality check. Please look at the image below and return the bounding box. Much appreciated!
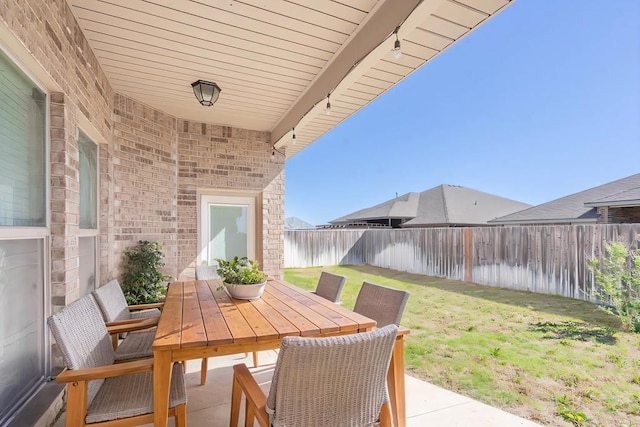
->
[284,224,640,300]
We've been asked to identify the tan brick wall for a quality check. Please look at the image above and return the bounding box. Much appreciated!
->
[1,0,114,308]
[262,169,285,278]
[176,121,284,279]
[1,1,285,422]
[606,206,640,223]
[2,0,286,293]
[111,95,179,278]
[49,92,80,307]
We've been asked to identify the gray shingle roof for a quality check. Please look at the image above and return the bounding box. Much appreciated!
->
[330,185,530,227]
[330,192,420,223]
[584,186,640,207]
[491,173,640,224]
[285,217,315,230]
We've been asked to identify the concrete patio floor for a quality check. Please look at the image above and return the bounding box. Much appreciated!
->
[54,350,541,426]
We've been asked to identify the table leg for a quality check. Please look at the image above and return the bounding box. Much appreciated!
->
[153,350,172,427]
[387,335,406,427]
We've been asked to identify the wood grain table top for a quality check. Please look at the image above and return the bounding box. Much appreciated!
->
[153,278,377,351]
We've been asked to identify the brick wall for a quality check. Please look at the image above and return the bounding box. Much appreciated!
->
[607,206,640,223]
[111,95,179,277]
[112,97,285,280]
[1,0,114,308]
[49,92,80,307]
[2,1,285,424]
[2,0,286,294]
[176,121,284,279]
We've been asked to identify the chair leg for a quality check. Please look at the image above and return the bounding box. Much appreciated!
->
[230,374,242,427]
[65,381,88,427]
[252,351,258,368]
[245,403,255,427]
[201,357,208,385]
[175,403,187,427]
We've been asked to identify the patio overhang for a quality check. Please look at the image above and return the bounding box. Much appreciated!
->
[66,0,515,158]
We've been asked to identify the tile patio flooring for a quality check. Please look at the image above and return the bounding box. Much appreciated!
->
[54,350,541,426]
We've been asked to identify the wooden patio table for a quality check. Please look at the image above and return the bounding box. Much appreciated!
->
[152,278,408,427]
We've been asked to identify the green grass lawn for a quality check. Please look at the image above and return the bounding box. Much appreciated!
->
[285,265,640,427]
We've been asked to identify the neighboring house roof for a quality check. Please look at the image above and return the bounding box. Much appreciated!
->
[285,217,315,230]
[584,187,640,207]
[331,192,421,223]
[330,185,531,227]
[491,173,640,225]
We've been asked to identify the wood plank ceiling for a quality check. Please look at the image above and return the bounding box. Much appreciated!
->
[67,0,513,158]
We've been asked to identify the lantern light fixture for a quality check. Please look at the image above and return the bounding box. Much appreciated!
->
[325,93,331,115]
[392,26,402,60]
[191,80,221,106]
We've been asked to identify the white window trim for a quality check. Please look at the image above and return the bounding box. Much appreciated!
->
[0,42,52,382]
[198,193,257,265]
[78,129,100,294]
[78,131,99,233]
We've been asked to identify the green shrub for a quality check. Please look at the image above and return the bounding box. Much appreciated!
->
[121,240,171,304]
[589,240,640,333]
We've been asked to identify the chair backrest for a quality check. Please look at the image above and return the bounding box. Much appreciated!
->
[93,279,131,322]
[353,281,409,327]
[47,294,115,405]
[195,263,219,280]
[266,324,398,427]
[313,271,346,303]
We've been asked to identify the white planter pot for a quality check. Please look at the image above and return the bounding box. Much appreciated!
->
[223,280,267,300]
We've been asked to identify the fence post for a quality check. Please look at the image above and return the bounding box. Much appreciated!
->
[463,227,473,282]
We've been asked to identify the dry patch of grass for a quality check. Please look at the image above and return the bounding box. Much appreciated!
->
[285,265,640,427]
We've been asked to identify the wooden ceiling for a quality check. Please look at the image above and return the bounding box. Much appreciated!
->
[67,0,513,157]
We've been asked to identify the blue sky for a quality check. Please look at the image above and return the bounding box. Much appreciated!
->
[285,0,640,226]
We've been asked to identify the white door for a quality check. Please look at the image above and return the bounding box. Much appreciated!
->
[199,195,256,265]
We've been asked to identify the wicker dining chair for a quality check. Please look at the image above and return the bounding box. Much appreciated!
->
[312,271,346,303]
[230,324,399,427]
[48,295,187,427]
[93,279,162,354]
[354,281,410,327]
[93,279,162,324]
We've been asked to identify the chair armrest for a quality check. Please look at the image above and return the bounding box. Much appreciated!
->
[107,317,159,335]
[128,302,164,311]
[397,326,410,336]
[56,358,153,383]
[105,318,148,327]
[233,364,269,425]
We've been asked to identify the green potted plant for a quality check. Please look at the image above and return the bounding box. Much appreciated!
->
[121,240,171,304]
[216,256,268,300]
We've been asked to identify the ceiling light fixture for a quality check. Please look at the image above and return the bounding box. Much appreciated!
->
[325,93,332,115]
[392,26,402,60]
[191,80,221,106]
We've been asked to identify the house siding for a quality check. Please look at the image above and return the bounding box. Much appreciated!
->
[1,0,115,312]
[599,206,640,224]
[0,0,285,416]
[175,119,284,279]
[2,0,284,296]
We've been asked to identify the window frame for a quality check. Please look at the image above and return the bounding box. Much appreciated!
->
[0,41,51,421]
[77,129,100,296]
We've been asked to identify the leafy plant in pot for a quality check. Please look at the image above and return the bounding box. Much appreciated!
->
[216,256,268,300]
